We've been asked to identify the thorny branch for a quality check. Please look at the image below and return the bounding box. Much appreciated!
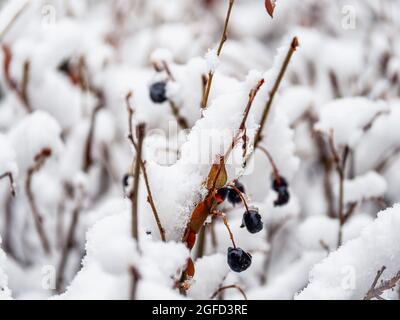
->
[253,37,299,150]
[25,149,52,255]
[364,266,400,300]
[126,93,166,242]
[201,0,235,110]
[0,172,16,197]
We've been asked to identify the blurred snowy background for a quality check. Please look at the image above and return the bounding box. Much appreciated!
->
[0,0,400,300]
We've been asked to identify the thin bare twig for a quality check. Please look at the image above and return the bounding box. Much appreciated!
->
[253,37,299,150]
[0,0,30,40]
[2,46,32,113]
[0,172,16,197]
[210,284,247,300]
[364,266,400,300]
[25,149,52,255]
[328,133,350,248]
[126,93,166,242]
[130,265,141,300]
[224,78,265,161]
[56,187,85,293]
[130,124,145,242]
[82,95,104,173]
[201,0,235,110]
[257,145,281,182]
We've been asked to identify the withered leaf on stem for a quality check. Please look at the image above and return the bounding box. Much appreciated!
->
[265,0,276,18]
[206,156,227,191]
[189,196,214,234]
[186,257,195,277]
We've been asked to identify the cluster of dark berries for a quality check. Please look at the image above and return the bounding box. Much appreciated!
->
[227,247,252,272]
[149,81,167,103]
[216,180,245,205]
[272,176,290,206]
[241,207,263,234]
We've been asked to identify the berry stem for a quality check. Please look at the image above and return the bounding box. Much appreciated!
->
[257,145,281,182]
[213,210,236,248]
[229,183,250,212]
[201,0,235,110]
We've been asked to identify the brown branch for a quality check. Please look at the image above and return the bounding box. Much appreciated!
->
[253,37,299,150]
[0,172,16,197]
[0,0,30,40]
[21,60,31,108]
[364,266,400,300]
[201,0,235,109]
[140,160,166,242]
[224,78,265,161]
[56,188,85,293]
[169,101,189,130]
[2,46,32,113]
[328,133,350,248]
[210,284,247,300]
[25,149,52,255]
[130,265,141,300]
[375,146,400,173]
[130,124,145,242]
[152,61,189,129]
[82,98,103,173]
[126,93,166,242]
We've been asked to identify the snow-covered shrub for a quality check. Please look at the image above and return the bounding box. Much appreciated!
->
[0,0,399,300]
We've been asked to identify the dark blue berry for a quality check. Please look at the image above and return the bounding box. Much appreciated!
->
[227,247,252,272]
[242,209,263,234]
[274,187,290,206]
[272,176,288,192]
[227,181,245,205]
[149,82,167,103]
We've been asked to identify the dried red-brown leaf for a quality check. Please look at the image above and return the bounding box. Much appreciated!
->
[186,231,196,250]
[206,156,227,191]
[189,195,214,234]
[186,258,195,277]
[265,0,276,18]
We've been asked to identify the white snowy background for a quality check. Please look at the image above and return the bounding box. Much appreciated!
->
[0,0,400,300]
